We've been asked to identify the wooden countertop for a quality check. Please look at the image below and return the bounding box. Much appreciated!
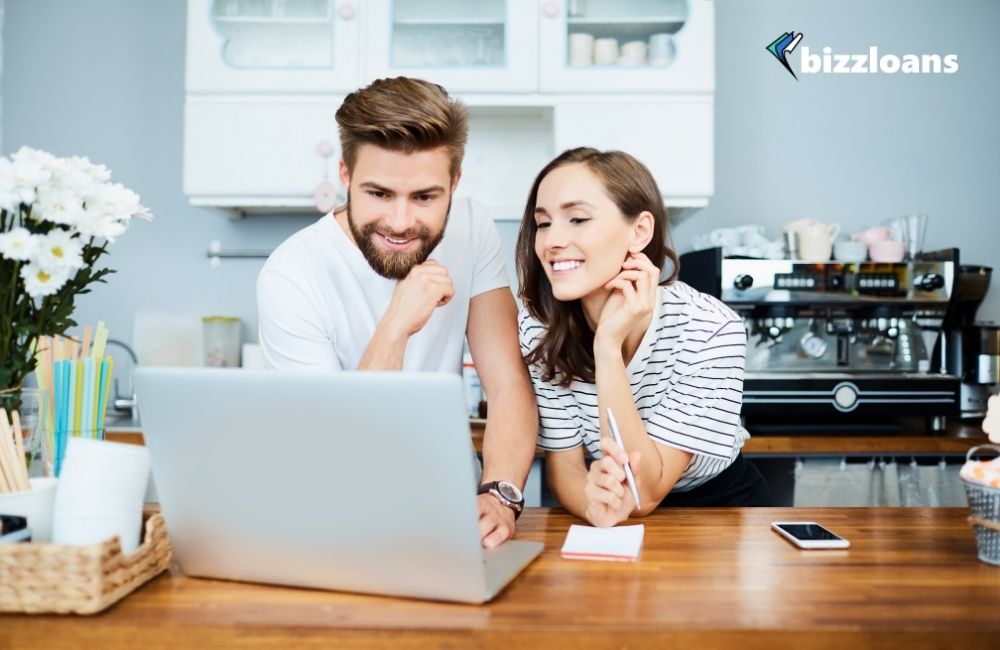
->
[108,420,990,456]
[469,419,990,456]
[2,507,997,648]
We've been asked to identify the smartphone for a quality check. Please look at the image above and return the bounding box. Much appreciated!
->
[771,521,850,549]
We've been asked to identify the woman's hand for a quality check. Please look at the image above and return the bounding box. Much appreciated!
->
[594,253,660,351]
[584,437,643,528]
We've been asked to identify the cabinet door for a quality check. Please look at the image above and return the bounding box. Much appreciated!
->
[186,0,360,94]
[539,0,713,93]
[184,97,344,208]
[553,99,713,203]
[364,0,538,93]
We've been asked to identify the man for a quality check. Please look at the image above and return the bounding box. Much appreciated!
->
[257,77,537,548]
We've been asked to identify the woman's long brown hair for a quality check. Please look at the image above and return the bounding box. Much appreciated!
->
[515,147,679,388]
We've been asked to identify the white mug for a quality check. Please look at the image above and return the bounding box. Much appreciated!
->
[568,33,594,66]
[797,222,841,262]
[649,33,674,66]
[593,38,619,65]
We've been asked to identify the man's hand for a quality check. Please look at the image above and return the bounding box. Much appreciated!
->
[477,493,516,548]
[384,261,455,337]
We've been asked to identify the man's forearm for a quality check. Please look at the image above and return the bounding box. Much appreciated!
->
[358,321,408,370]
[480,384,537,489]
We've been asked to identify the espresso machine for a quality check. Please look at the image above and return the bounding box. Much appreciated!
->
[679,248,960,432]
[932,264,999,418]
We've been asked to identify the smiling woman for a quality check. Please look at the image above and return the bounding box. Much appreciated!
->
[515,147,770,528]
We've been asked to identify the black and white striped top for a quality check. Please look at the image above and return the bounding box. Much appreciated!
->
[519,281,751,492]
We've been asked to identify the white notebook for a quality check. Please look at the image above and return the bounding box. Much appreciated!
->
[560,524,645,562]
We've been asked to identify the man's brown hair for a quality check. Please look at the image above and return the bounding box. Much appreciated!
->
[515,147,680,388]
[335,77,469,178]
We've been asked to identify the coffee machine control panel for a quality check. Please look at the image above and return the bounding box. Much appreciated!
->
[721,260,953,305]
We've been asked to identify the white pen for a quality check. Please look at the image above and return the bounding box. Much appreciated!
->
[606,408,641,510]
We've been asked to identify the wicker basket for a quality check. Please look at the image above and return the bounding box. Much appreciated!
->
[962,444,1000,566]
[0,512,173,614]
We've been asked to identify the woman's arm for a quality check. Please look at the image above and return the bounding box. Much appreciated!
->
[593,343,692,516]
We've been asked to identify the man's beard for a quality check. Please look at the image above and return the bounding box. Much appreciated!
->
[346,193,450,280]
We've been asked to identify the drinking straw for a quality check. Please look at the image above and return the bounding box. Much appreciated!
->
[96,356,111,440]
[72,359,84,436]
[92,321,108,359]
[81,325,93,359]
[82,357,95,439]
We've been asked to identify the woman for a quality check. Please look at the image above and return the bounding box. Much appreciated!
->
[516,148,770,527]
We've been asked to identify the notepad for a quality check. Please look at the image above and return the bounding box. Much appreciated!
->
[560,524,645,562]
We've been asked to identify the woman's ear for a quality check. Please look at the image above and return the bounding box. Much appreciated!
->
[628,211,655,254]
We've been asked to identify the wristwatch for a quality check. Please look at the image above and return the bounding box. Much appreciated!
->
[478,480,525,519]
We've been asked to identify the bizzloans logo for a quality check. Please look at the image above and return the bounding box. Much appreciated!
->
[767,31,959,80]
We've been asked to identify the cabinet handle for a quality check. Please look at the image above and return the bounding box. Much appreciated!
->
[337,2,356,21]
[542,1,560,18]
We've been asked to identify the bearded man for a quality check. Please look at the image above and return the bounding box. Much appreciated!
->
[256,77,537,549]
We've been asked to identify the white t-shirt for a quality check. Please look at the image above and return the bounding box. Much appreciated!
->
[519,281,751,493]
[257,197,510,373]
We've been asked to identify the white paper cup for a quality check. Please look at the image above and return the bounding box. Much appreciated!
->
[621,40,647,62]
[52,512,143,554]
[0,477,58,542]
[53,438,150,520]
[594,38,619,65]
[568,32,594,66]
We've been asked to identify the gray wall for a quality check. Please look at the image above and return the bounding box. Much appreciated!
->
[3,0,998,364]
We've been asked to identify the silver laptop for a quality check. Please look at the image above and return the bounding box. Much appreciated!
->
[133,368,543,604]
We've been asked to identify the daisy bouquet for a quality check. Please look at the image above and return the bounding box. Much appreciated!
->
[0,147,151,412]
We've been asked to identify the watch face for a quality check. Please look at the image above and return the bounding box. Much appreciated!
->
[497,481,523,503]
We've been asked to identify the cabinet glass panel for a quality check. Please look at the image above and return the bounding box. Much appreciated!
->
[565,0,688,68]
[211,0,334,68]
[391,0,506,67]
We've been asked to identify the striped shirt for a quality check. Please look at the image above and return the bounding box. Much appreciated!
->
[519,281,751,492]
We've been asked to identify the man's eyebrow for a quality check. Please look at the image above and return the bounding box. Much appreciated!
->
[359,181,393,193]
[357,182,446,195]
[410,185,446,195]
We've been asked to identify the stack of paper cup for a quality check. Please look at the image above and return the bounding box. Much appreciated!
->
[619,40,647,65]
[52,437,151,554]
[593,38,619,65]
[568,32,594,66]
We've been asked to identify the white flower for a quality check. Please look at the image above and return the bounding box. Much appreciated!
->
[33,185,86,227]
[0,227,39,261]
[34,228,84,273]
[66,156,111,184]
[19,262,69,298]
[85,182,144,222]
[10,147,55,205]
[76,208,128,241]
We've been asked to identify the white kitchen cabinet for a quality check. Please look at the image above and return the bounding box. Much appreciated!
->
[186,0,360,94]
[539,0,713,93]
[364,0,539,93]
[553,98,713,207]
[183,0,715,212]
[187,0,711,95]
[184,96,344,210]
